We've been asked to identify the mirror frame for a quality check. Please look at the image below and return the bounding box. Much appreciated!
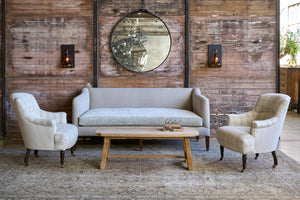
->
[111,9,172,73]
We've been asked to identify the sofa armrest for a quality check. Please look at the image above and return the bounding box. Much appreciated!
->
[192,88,210,129]
[72,88,90,126]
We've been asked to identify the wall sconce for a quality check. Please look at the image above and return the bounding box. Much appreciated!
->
[208,44,222,68]
[61,44,75,68]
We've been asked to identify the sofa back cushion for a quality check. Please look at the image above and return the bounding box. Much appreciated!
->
[89,88,193,110]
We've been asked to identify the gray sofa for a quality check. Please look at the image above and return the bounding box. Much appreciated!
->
[72,87,210,150]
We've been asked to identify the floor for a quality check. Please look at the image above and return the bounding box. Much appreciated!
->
[278,109,300,163]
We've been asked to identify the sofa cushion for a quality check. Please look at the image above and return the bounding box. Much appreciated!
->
[78,108,203,127]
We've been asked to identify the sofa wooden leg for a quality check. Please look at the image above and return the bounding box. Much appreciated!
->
[205,136,210,151]
[60,151,65,168]
[24,149,31,166]
[34,150,38,157]
[241,154,247,172]
[196,136,199,142]
[220,145,224,160]
[255,153,259,160]
[272,151,278,168]
[139,139,143,151]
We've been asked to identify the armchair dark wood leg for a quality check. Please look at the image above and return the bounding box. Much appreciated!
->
[220,145,224,160]
[205,136,210,151]
[196,136,199,142]
[34,150,38,157]
[71,147,75,156]
[241,154,247,172]
[271,151,278,168]
[24,149,31,166]
[60,151,65,168]
[255,153,259,160]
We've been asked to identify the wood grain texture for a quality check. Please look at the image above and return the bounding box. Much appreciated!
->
[7,0,93,16]
[190,1,277,130]
[280,67,300,108]
[4,0,278,138]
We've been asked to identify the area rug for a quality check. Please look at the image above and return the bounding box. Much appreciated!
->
[0,138,299,200]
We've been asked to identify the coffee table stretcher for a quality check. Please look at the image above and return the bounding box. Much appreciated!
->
[96,127,199,171]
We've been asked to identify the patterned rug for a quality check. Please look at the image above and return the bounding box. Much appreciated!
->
[0,138,299,200]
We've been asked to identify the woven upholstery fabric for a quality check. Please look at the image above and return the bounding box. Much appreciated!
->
[79,108,203,127]
[217,93,291,155]
[55,124,78,150]
[10,93,77,151]
[216,126,255,154]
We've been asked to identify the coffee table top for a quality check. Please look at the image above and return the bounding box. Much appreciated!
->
[95,126,199,138]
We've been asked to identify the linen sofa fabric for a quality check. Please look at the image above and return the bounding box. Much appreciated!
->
[73,87,210,149]
[10,93,78,167]
[216,93,291,171]
[79,108,203,127]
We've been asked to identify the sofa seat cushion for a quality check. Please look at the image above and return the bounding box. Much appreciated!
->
[78,108,203,127]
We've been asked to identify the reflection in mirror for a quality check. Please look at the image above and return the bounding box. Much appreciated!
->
[111,10,171,72]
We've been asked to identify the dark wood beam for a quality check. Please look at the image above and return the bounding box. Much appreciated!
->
[2,0,6,139]
[93,0,98,87]
[185,0,190,88]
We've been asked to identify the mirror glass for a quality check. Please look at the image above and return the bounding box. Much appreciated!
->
[111,10,171,72]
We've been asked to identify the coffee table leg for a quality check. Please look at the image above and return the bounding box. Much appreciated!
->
[183,137,193,171]
[183,138,187,161]
[100,137,111,169]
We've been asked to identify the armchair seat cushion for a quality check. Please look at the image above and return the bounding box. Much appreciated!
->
[216,126,255,154]
[54,124,78,150]
[78,108,203,127]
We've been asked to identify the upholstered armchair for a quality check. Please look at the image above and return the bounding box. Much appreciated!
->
[10,93,78,168]
[216,93,291,172]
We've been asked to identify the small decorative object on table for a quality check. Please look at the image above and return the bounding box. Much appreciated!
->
[163,119,183,132]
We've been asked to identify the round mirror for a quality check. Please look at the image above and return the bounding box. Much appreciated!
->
[111,10,171,72]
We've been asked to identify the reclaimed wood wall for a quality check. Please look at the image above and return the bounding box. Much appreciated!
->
[3,0,277,138]
[190,0,277,130]
[5,0,94,138]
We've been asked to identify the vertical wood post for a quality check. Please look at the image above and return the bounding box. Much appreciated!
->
[184,0,190,88]
[1,0,6,139]
[93,0,98,87]
[276,0,280,93]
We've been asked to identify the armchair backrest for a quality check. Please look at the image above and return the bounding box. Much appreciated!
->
[11,93,40,119]
[254,93,291,120]
[252,93,291,153]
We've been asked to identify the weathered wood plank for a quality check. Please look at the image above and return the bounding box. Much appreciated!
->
[6,16,93,78]
[7,0,93,16]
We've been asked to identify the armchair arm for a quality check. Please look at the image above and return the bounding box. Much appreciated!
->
[72,87,90,126]
[22,115,57,150]
[251,116,280,129]
[192,88,210,129]
[39,109,67,124]
[26,115,57,129]
[227,111,255,126]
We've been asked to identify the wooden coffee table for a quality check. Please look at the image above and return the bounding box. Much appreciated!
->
[95,126,199,171]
